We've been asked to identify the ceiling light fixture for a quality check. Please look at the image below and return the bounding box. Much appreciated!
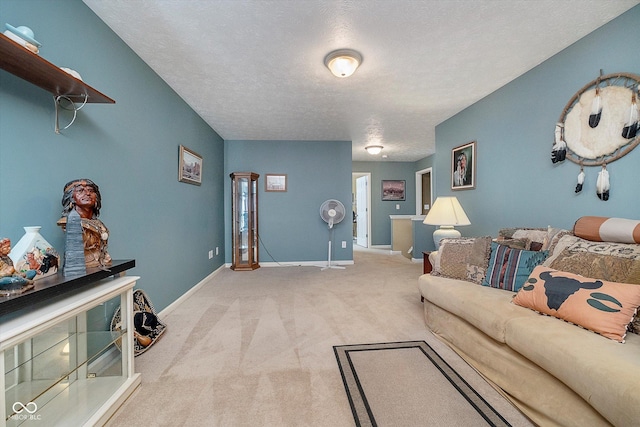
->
[324,49,362,78]
[365,145,383,155]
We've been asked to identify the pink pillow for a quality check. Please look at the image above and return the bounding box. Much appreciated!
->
[513,266,640,342]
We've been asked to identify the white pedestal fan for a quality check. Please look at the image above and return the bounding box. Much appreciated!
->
[319,199,346,270]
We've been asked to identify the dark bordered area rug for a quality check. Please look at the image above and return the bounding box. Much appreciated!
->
[334,341,511,427]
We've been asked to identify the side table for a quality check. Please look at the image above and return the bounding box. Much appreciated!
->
[422,251,432,274]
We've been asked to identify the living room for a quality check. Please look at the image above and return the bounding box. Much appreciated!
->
[1,1,639,424]
[2,1,638,314]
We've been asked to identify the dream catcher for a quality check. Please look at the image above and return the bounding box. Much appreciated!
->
[552,71,640,200]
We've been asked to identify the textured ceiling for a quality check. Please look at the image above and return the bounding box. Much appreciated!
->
[83,0,639,162]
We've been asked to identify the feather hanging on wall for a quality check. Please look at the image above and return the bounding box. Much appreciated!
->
[589,87,602,128]
[551,123,566,163]
[596,165,610,201]
[575,168,585,193]
[621,92,638,139]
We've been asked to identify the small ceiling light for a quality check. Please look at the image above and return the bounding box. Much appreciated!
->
[324,49,362,78]
[365,145,383,155]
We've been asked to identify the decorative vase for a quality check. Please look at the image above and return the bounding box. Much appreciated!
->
[8,226,60,281]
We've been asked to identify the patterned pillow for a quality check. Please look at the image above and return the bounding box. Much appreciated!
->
[498,228,546,251]
[493,238,530,250]
[546,237,640,285]
[513,266,640,342]
[497,227,571,252]
[482,242,548,291]
[431,236,492,284]
[630,316,640,334]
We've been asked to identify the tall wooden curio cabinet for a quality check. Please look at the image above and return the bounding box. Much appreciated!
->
[230,172,260,271]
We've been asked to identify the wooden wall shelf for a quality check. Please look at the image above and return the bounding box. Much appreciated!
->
[0,33,114,104]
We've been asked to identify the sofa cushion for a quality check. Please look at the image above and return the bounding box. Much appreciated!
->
[512,266,640,342]
[431,236,492,284]
[574,216,640,244]
[419,274,539,343]
[505,315,640,427]
[482,242,548,292]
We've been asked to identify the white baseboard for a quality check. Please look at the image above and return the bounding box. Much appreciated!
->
[371,244,391,250]
[260,260,354,267]
[224,260,354,268]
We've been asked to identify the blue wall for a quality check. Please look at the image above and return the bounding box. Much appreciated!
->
[0,0,225,312]
[352,161,417,246]
[434,6,640,237]
[225,140,353,263]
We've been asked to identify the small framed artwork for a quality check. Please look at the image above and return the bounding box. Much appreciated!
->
[451,141,476,190]
[265,174,287,192]
[381,180,405,201]
[178,145,203,186]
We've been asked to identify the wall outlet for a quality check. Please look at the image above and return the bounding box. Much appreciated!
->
[215,247,219,255]
[208,250,214,259]
[341,241,347,248]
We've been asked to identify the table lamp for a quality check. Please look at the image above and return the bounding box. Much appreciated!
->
[423,196,471,248]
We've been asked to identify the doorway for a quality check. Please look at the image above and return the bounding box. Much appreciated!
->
[352,173,371,248]
[415,167,432,215]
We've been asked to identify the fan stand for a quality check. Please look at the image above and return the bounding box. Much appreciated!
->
[321,228,345,270]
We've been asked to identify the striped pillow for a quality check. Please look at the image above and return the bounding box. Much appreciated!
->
[482,242,548,292]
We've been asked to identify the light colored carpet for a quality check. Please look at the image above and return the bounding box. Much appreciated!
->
[106,246,534,426]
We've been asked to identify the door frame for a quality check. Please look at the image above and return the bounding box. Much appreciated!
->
[353,172,371,248]
[415,167,433,215]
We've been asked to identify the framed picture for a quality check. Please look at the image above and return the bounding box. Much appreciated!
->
[178,145,202,186]
[451,141,476,190]
[381,180,405,201]
[265,174,287,192]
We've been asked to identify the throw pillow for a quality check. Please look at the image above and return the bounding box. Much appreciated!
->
[546,237,640,285]
[512,266,640,342]
[573,216,640,244]
[431,236,492,284]
[493,237,531,250]
[498,228,546,251]
[482,242,548,291]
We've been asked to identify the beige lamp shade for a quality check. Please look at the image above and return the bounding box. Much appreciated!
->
[423,197,470,248]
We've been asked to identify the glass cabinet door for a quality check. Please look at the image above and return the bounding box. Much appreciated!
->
[230,172,259,271]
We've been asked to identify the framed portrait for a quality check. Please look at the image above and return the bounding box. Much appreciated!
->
[381,180,405,201]
[178,145,202,186]
[265,174,287,192]
[451,141,476,190]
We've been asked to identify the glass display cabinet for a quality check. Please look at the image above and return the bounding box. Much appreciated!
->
[1,275,140,426]
[230,172,260,271]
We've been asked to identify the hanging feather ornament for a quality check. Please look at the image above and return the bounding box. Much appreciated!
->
[589,87,602,128]
[621,92,638,139]
[551,123,567,163]
[575,167,585,193]
[596,165,610,201]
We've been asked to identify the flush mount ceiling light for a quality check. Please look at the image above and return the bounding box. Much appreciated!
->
[365,145,383,155]
[324,49,362,78]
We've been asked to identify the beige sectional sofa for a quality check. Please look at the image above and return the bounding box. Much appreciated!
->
[418,219,640,427]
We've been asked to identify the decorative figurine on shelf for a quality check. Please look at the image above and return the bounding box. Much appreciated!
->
[0,238,36,296]
[57,179,112,271]
[8,226,60,280]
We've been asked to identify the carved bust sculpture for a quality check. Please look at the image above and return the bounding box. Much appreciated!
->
[57,179,112,268]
